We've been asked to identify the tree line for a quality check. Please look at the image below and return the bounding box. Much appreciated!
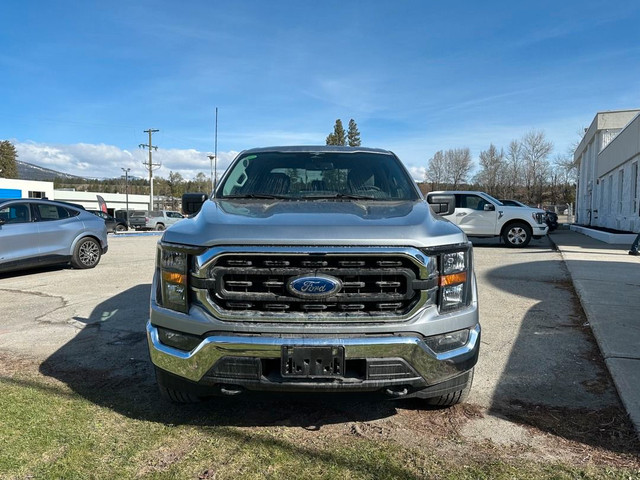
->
[424,130,576,206]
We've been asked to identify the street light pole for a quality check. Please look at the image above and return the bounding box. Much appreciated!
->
[121,167,131,228]
[207,154,215,194]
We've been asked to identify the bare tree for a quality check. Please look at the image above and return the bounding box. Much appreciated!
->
[445,148,473,188]
[503,140,522,198]
[425,150,447,190]
[521,130,553,204]
[550,153,577,205]
[474,144,504,197]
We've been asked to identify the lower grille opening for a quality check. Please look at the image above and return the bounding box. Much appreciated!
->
[261,358,368,381]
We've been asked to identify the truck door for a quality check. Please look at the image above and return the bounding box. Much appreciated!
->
[450,194,498,235]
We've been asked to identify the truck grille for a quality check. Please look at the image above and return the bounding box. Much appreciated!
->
[192,248,437,322]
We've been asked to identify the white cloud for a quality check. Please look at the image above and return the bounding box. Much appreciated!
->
[407,166,426,182]
[15,141,239,182]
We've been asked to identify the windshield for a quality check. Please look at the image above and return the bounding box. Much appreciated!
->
[483,193,504,206]
[218,151,420,201]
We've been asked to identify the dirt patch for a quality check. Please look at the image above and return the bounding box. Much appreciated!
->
[495,401,640,466]
[137,437,200,476]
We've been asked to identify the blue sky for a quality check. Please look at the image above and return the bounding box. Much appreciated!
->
[1,1,639,181]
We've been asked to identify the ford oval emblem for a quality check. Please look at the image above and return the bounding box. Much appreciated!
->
[287,274,342,299]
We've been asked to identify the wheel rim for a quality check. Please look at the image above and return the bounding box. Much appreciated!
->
[79,240,100,266]
[507,227,527,244]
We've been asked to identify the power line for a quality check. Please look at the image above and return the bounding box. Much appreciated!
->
[139,128,160,211]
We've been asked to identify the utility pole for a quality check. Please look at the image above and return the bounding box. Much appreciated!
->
[121,167,130,228]
[139,128,160,211]
[214,107,218,194]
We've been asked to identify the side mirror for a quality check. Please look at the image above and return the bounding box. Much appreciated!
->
[426,194,455,216]
[483,203,495,211]
[182,192,209,216]
[0,218,5,226]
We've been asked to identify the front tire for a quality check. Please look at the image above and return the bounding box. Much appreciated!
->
[502,222,532,248]
[419,368,474,407]
[71,237,102,269]
[158,384,201,404]
[155,223,165,231]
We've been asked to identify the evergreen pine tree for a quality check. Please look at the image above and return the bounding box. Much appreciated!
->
[326,119,346,146]
[347,119,361,146]
[0,140,19,178]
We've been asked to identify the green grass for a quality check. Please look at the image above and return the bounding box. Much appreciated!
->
[1,373,639,480]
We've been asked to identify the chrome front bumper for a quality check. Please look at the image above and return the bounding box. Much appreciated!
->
[147,321,480,390]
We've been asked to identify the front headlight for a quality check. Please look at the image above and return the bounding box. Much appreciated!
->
[157,243,189,313]
[424,243,473,312]
[532,212,545,224]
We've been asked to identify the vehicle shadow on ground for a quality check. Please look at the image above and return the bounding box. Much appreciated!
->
[38,284,403,429]
[36,266,640,455]
[0,263,71,279]
[481,257,640,454]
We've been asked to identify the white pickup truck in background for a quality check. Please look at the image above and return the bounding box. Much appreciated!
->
[426,191,548,247]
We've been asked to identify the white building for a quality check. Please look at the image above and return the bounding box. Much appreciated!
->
[0,178,54,200]
[574,109,640,233]
[0,178,150,215]
[53,190,150,213]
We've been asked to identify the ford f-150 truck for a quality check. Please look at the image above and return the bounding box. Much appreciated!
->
[147,146,480,406]
[426,191,548,247]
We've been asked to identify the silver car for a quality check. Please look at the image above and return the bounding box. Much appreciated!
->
[0,198,108,273]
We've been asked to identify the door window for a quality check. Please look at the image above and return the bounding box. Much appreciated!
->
[35,204,71,221]
[457,194,487,210]
[0,203,31,224]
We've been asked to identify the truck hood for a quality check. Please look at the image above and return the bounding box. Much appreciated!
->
[162,199,466,248]
[499,205,546,214]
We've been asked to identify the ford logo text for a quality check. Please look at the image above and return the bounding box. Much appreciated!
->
[287,274,342,299]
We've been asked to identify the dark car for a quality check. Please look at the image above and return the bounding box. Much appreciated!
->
[500,199,558,232]
[88,210,128,233]
[0,198,108,273]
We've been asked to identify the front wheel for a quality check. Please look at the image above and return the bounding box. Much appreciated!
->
[155,223,165,231]
[158,384,201,404]
[71,237,102,269]
[418,368,474,407]
[502,222,532,248]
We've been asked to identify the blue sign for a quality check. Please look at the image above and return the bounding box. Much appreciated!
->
[287,274,342,299]
[0,188,22,199]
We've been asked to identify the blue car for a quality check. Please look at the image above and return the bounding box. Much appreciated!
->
[0,198,108,273]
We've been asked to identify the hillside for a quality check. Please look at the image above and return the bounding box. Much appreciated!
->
[17,160,89,182]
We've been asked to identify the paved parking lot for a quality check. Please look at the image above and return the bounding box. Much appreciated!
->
[0,233,636,457]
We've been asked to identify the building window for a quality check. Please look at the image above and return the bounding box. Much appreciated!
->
[618,170,624,214]
[28,191,46,199]
[633,162,638,214]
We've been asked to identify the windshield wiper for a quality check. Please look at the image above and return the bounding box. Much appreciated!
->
[302,193,379,200]
[223,194,290,200]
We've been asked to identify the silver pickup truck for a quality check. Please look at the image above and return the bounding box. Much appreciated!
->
[147,146,480,406]
[129,210,185,231]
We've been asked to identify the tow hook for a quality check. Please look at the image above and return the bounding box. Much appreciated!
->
[219,385,244,396]
[384,386,409,397]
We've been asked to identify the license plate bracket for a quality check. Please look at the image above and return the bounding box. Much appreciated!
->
[281,346,345,378]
